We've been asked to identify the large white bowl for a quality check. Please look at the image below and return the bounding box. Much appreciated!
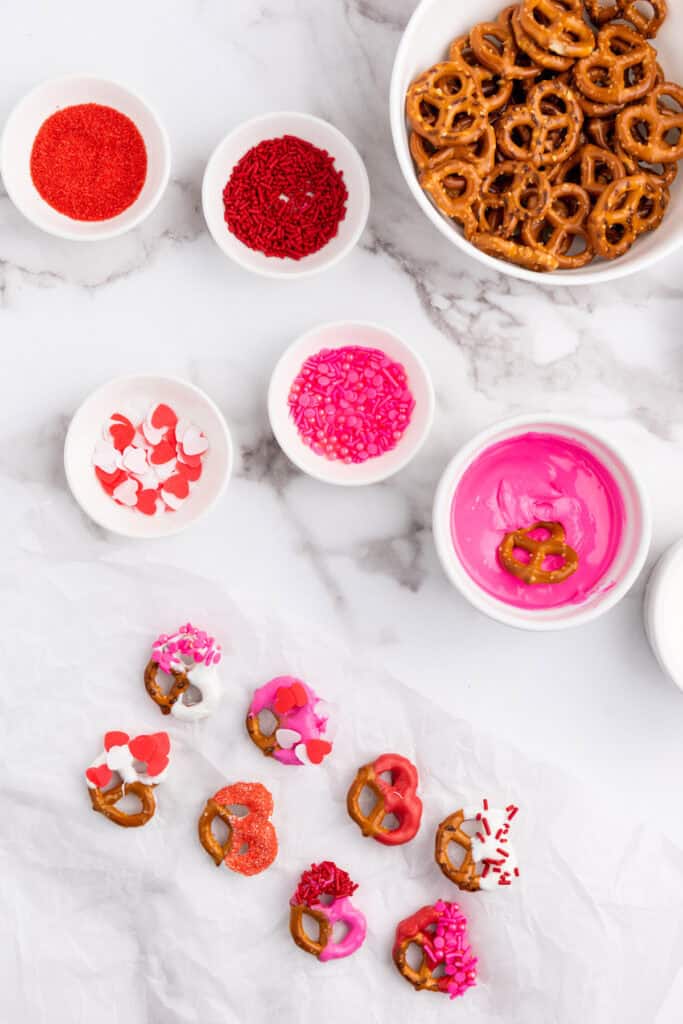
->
[432,414,651,629]
[64,375,233,539]
[1,74,171,241]
[268,321,435,485]
[202,112,370,279]
[390,0,683,285]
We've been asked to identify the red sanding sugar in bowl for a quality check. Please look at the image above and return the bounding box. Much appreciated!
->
[30,103,147,221]
[222,135,348,260]
[287,346,416,463]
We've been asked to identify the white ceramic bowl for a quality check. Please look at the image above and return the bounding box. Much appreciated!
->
[268,321,435,485]
[390,0,683,285]
[644,539,683,691]
[432,414,651,629]
[64,375,233,538]
[1,74,171,241]
[202,112,370,279]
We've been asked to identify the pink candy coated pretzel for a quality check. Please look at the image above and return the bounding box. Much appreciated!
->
[289,862,367,962]
[246,676,334,767]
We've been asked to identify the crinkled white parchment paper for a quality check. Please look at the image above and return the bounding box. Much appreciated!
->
[2,561,683,1024]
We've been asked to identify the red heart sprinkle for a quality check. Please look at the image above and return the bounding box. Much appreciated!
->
[104,731,130,751]
[109,417,135,452]
[145,755,169,777]
[178,449,203,467]
[151,732,170,757]
[306,739,332,765]
[129,732,171,769]
[150,403,178,430]
[166,427,177,448]
[274,688,296,715]
[162,474,189,500]
[86,764,113,788]
[150,441,176,465]
[95,466,127,492]
[292,682,308,707]
[136,489,159,516]
[175,460,202,482]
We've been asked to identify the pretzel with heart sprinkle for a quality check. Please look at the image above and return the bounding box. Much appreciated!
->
[289,862,367,961]
[435,800,520,891]
[145,623,222,721]
[198,781,278,876]
[498,520,579,583]
[347,753,423,845]
[85,731,170,828]
[393,901,478,999]
[246,676,334,767]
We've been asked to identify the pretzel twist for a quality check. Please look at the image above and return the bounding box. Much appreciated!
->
[448,35,513,115]
[519,0,596,58]
[551,142,625,197]
[510,5,573,71]
[587,172,669,258]
[347,754,422,846]
[89,781,156,828]
[573,24,657,106]
[584,0,620,26]
[198,783,278,876]
[468,231,561,271]
[144,659,189,715]
[419,158,480,227]
[469,13,540,79]
[616,83,683,164]
[434,809,481,891]
[499,520,579,583]
[618,0,667,39]
[406,61,487,146]
[522,182,594,268]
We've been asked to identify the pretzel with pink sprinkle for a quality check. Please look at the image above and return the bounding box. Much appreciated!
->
[144,623,222,721]
[393,900,478,998]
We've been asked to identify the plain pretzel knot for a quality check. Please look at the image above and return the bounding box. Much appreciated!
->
[573,24,658,107]
[518,0,596,59]
[405,60,488,147]
[498,520,579,584]
[616,83,683,165]
[587,172,669,259]
[521,181,594,268]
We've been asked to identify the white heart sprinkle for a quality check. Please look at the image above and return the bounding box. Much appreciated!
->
[122,445,149,476]
[113,478,139,506]
[175,418,191,443]
[142,419,165,446]
[93,441,119,474]
[154,459,177,483]
[161,488,184,511]
[106,744,133,773]
[182,426,209,456]
[294,742,311,766]
[275,728,301,750]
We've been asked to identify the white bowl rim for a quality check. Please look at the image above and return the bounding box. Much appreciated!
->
[389,0,683,287]
[201,110,371,280]
[644,537,683,689]
[0,72,172,242]
[63,373,234,538]
[432,412,652,630]
[267,318,436,485]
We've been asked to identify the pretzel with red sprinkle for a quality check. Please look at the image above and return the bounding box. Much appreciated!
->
[198,781,278,875]
[435,799,521,891]
[289,862,367,961]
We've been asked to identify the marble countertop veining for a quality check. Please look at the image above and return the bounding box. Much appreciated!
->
[2,1,683,1019]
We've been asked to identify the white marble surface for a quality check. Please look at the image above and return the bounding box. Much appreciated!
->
[2,1,683,1021]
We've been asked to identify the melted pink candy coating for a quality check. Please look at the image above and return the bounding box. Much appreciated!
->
[248,675,330,766]
[316,897,367,962]
[451,432,626,609]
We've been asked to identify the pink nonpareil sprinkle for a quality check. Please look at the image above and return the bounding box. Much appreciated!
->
[151,623,222,674]
[423,901,478,1000]
[287,345,415,464]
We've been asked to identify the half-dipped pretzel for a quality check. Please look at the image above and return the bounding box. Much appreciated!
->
[435,800,520,891]
[289,862,367,962]
[198,781,278,875]
[245,676,334,767]
[393,901,478,999]
[144,622,222,720]
[85,730,170,828]
[499,520,579,583]
[347,753,422,845]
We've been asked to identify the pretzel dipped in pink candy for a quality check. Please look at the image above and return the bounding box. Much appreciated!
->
[393,900,478,999]
[245,676,334,767]
[289,862,367,962]
[85,731,170,828]
[144,623,222,721]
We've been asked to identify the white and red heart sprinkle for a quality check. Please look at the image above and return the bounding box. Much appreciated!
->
[287,346,416,464]
[93,403,209,516]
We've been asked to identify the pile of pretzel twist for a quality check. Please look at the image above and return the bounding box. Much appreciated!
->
[406,0,682,272]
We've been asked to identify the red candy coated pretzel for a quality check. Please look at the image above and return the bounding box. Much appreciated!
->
[346,753,423,846]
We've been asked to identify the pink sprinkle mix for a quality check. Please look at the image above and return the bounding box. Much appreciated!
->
[423,901,478,1000]
[287,345,415,464]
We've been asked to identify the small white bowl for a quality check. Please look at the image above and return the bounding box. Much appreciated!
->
[202,112,370,279]
[268,321,435,485]
[1,74,171,241]
[644,539,683,691]
[390,0,683,285]
[64,375,233,539]
[432,414,651,630]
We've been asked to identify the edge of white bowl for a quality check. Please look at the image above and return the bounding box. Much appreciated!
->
[201,111,371,280]
[63,374,234,538]
[267,319,435,485]
[0,73,172,242]
[432,413,652,630]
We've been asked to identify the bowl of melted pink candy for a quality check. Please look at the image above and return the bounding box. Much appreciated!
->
[268,321,435,485]
[433,414,651,630]
[64,375,233,538]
